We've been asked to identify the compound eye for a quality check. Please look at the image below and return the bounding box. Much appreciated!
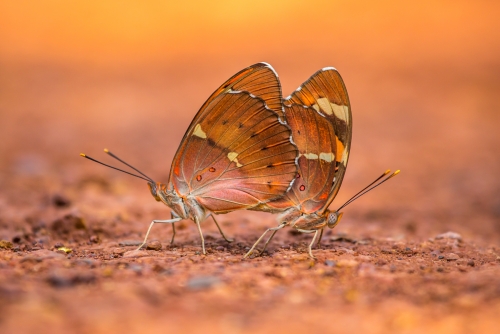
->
[148,182,161,202]
[328,212,343,228]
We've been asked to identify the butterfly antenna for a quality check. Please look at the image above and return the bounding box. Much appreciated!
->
[336,169,400,211]
[103,148,154,182]
[80,153,152,182]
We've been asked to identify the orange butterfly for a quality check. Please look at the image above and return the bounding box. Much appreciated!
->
[81,63,298,254]
[246,67,399,258]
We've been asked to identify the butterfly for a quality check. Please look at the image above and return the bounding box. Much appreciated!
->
[245,67,399,259]
[81,63,299,254]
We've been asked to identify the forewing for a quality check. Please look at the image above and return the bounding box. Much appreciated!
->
[285,68,352,213]
[261,104,337,214]
[170,91,297,213]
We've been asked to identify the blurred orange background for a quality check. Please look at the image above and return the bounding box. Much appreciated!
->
[1,0,499,239]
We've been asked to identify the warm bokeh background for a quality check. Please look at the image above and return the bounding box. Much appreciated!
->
[1,1,499,333]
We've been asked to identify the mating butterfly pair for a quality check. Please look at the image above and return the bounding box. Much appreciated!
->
[81,63,398,258]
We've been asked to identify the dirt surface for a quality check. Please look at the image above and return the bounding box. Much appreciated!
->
[1,1,500,333]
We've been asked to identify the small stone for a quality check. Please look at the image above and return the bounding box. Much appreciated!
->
[57,247,72,254]
[216,246,225,251]
[46,274,73,288]
[52,194,71,207]
[186,276,221,290]
[0,240,13,249]
[435,232,462,240]
[53,242,64,248]
[467,260,475,267]
[119,240,142,246]
[146,240,162,251]
[324,260,336,267]
[113,248,126,255]
[445,253,460,261]
[438,255,444,259]
[89,235,99,243]
[128,264,143,273]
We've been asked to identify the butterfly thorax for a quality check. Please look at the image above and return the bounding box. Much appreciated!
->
[148,182,207,222]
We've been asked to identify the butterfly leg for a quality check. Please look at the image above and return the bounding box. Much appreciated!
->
[316,228,324,248]
[170,212,180,245]
[210,214,233,243]
[194,217,206,255]
[136,217,182,251]
[243,223,286,259]
[308,230,320,259]
[259,225,283,255]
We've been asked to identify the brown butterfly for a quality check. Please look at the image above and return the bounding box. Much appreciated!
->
[245,67,399,259]
[81,63,298,254]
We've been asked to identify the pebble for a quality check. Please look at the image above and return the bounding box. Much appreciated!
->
[0,240,13,249]
[324,260,336,267]
[146,240,162,251]
[186,276,221,290]
[89,235,99,243]
[119,240,142,246]
[53,242,64,248]
[445,253,460,261]
[46,272,96,288]
[52,193,71,207]
[436,232,462,240]
[113,248,126,255]
[467,260,475,267]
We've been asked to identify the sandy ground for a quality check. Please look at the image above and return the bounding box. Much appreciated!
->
[1,2,500,333]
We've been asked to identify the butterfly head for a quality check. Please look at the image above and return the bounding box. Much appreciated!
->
[147,182,162,202]
[326,211,343,229]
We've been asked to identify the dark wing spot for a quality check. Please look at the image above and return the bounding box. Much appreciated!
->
[261,146,268,151]
[297,130,301,135]
[296,173,301,179]
[250,132,257,138]
[209,167,216,172]
[207,138,216,147]
[196,175,202,182]
[238,123,244,128]
[222,120,228,125]
[299,185,306,191]
[267,181,273,188]
[267,164,274,168]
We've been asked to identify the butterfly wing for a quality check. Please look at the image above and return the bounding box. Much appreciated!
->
[259,67,352,214]
[169,64,297,213]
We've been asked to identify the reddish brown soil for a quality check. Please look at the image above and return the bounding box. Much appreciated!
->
[1,2,500,333]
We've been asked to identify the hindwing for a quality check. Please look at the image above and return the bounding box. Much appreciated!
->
[256,67,352,215]
[285,67,352,213]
